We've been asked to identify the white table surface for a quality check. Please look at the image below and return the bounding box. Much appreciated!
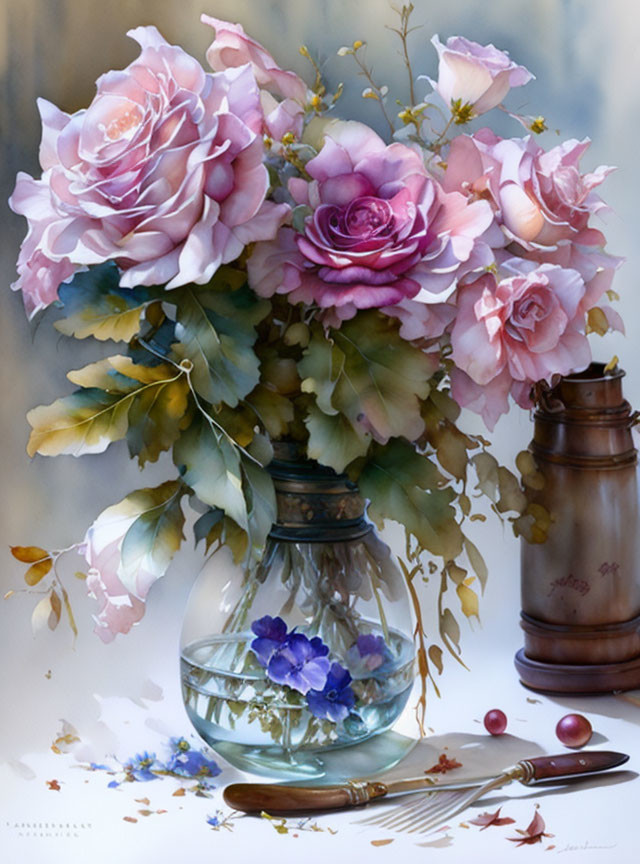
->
[1,621,638,864]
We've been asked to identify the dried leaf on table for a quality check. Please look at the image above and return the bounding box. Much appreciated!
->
[508,810,553,846]
[469,808,516,830]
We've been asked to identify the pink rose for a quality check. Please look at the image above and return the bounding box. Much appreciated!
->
[82,507,150,644]
[444,131,615,249]
[248,121,494,322]
[450,261,591,428]
[430,35,533,116]
[201,15,308,141]
[9,26,289,317]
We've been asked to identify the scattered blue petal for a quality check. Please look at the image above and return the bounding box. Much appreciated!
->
[107,780,120,788]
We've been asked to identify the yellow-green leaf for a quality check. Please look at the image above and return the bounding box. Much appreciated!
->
[300,314,436,444]
[61,586,77,638]
[116,481,186,597]
[456,583,479,619]
[27,359,186,459]
[11,545,49,563]
[428,644,444,675]
[358,441,463,559]
[245,384,294,439]
[586,306,609,336]
[464,536,488,592]
[24,557,53,586]
[55,263,153,342]
[305,403,371,472]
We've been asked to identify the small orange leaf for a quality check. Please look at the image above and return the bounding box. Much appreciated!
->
[172,788,186,797]
[49,589,62,630]
[25,557,53,586]
[371,839,394,846]
[11,545,49,563]
[46,779,61,791]
[123,817,137,824]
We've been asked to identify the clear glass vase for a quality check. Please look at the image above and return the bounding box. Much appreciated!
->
[180,442,416,779]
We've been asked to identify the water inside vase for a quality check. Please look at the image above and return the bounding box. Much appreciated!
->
[181,624,414,778]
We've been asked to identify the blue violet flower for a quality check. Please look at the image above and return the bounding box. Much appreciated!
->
[165,738,221,780]
[306,663,356,723]
[250,615,289,667]
[124,751,159,782]
[250,616,331,695]
[346,633,391,674]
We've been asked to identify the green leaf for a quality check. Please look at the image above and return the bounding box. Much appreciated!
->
[464,536,488,592]
[304,403,371,472]
[118,481,186,596]
[357,440,463,559]
[245,384,294,439]
[299,314,435,443]
[55,263,153,342]
[27,357,188,459]
[194,508,225,550]
[241,456,277,558]
[174,415,247,528]
[172,282,269,407]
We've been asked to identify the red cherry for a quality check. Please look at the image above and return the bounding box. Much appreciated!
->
[556,713,592,748]
[483,709,508,735]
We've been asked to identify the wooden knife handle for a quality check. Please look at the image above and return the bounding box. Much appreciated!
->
[223,780,388,813]
[521,750,629,783]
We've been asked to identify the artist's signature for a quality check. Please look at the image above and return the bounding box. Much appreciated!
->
[3,821,93,839]
[556,841,617,854]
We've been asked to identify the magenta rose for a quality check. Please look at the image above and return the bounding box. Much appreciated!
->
[9,26,289,317]
[248,121,495,323]
[430,35,533,116]
[201,14,308,142]
[450,260,591,428]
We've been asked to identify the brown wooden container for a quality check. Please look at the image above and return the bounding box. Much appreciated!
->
[515,363,640,693]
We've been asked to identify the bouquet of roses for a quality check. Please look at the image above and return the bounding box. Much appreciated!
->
[8,8,622,711]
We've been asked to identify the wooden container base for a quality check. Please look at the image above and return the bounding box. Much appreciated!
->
[514,648,640,694]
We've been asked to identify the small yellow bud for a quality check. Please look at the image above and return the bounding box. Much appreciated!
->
[263,135,273,149]
[604,355,619,374]
[352,40,364,50]
[362,87,379,101]
[451,99,475,125]
[299,45,311,58]
[310,94,322,110]
[529,115,548,134]
[398,109,413,125]
[281,132,296,146]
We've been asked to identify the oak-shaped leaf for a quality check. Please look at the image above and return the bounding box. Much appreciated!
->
[305,403,371,473]
[245,384,294,439]
[469,808,515,830]
[299,313,436,444]
[55,263,154,342]
[171,282,269,408]
[507,810,552,846]
[27,356,189,461]
[357,440,463,559]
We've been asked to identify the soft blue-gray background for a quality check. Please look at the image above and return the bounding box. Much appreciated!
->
[0,0,637,759]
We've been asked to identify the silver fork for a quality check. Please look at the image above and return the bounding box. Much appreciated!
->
[355,774,509,834]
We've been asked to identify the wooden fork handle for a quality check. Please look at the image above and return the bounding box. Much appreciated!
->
[519,750,629,783]
[223,780,388,813]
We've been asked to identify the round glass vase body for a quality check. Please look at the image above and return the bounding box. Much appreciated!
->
[180,443,415,779]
